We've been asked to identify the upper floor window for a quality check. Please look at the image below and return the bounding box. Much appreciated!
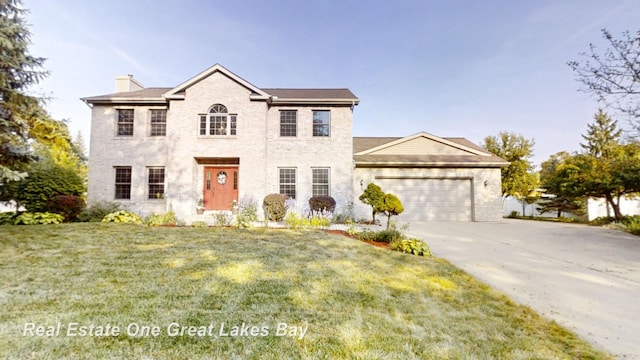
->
[150,109,167,136]
[280,110,297,137]
[199,104,237,136]
[312,168,330,196]
[117,109,134,136]
[148,167,165,199]
[114,166,132,199]
[312,110,330,137]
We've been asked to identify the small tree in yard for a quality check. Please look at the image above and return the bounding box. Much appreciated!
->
[359,183,385,223]
[380,193,404,229]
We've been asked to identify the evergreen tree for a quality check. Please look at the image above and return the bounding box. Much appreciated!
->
[0,0,48,182]
[580,109,622,159]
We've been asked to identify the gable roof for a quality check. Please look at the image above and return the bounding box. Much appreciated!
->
[164,63,271,100]
[353,132,509,168]
[82,64,359,106]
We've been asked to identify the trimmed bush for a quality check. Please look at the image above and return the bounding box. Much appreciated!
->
[263,194,288,222]
[77,201,121,222]
[102,210,143,224]
[309,196,336,214]
[50,195,85,222]
[14,212,64,225]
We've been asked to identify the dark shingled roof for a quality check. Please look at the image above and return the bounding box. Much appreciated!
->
[83,87,358,103]
[82,88,171,102]
[262,88,358,100]
[353,136,508,167]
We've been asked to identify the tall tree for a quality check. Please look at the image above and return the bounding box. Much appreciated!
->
[580,109,622,158]
[539,151,586,218]
[481,132,537,200]
[0,0,48,182]
[568,29,640,132]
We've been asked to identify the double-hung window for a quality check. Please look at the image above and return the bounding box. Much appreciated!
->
[114,167,132,199]
[312,168,330,196]
[117,109,134,136]
[279,168,296,199]
[312,110,330,137]
[199,104,237,136]
[150,109,167,136]
[148,167,165,199]
[280,110,297,137]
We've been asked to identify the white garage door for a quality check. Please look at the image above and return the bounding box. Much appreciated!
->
[378,178,473,221]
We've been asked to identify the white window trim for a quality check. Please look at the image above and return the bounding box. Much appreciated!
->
[148,107,168,137]
[311,167,331,197]
[311,109,331,137]
[146,166,166,200]
[278,167,297,199]
[279,109,298,138]
[114,107,135,138]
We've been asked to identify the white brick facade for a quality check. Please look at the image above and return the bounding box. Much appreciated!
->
[84,65,506,223]
[84,65,357,221]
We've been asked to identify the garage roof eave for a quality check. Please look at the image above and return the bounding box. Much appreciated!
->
[354,161,509,168]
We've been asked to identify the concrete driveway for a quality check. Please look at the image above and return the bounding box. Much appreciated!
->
[408,219,640,359]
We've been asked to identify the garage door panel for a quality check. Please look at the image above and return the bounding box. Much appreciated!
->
[378,178,472,221]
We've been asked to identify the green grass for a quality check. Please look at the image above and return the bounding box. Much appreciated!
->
[0,223,611,359]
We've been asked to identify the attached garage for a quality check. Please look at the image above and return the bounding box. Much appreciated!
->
[353,132,508,222]
[376,177,473,221]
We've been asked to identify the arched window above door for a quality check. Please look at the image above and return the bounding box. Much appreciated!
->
[199,103,237,136]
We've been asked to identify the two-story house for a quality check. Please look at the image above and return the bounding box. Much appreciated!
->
[83,64,507,223]
[82,64,357,221]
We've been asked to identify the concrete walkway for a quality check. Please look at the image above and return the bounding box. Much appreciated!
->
[408,219,640,359]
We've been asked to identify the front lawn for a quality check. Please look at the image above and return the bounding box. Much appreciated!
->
[0,224,610,359]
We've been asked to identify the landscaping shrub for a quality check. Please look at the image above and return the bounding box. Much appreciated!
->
[620,215,640,235]
[191,221,209,228]
[309,196,336,215]
[359,183,385,223]
[49,195,85,222]
[14,212,64,225]
[390,238,432,256]
[237,199,258,228]
[0,212,18,225]
[213,212,232,227]
[590,216,616,226]
[332,202,354,224]
[285,212,330,229]
[101,210,143,224]
[0,160,85,214]
[77,201,121,222]
[263,193,288,222]
[145,211,177,226]
[357,230,378,241]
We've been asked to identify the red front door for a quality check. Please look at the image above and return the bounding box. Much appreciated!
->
[203,167,238,210]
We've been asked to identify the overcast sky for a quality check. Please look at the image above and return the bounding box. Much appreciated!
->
[25,0,640,165]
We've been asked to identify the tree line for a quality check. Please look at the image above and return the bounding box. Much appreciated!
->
[0,0,87,216]
[482,29,640,221]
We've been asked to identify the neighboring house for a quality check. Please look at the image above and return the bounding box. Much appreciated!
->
[82,64,507,223]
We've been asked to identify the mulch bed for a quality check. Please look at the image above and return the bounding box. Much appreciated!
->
[324,229,390,250]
